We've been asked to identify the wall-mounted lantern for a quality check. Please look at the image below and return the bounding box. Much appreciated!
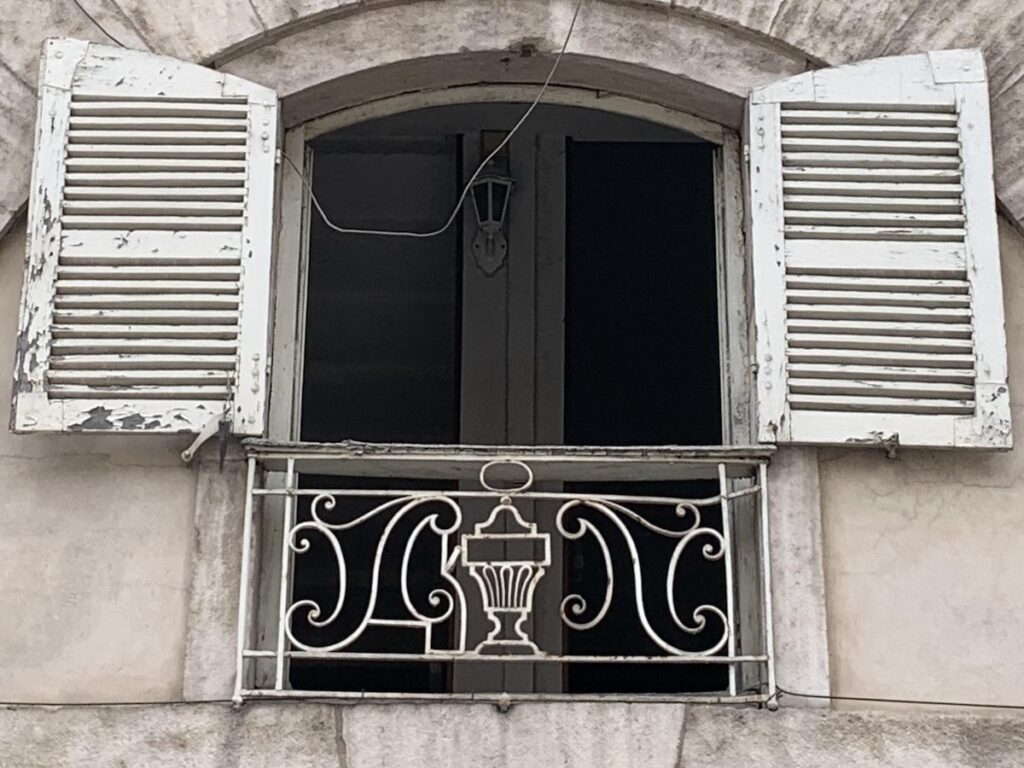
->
[470,174,514,275]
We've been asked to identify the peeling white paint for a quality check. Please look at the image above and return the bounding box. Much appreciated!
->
[11,39,277,436]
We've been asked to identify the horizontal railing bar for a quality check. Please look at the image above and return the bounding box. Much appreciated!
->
[249,487,761,506]
[244,442,770,481]
[239,689,769,705]
[242,650,768,664]
[244,439,774,463]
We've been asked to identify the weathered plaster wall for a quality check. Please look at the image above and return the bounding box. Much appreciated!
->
[819,218,1024,706]
[0,221,198,703]
[2,0,1024,719]
[0,701,1023,767]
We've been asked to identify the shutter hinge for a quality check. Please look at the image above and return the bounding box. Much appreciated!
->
[181,405,232,467]
[743,144,750,164]
[275,148,282,166]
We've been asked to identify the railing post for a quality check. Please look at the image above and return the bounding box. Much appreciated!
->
[759,460,777,703]
[233,455,257,704]
[718,462,737,697]
[274,457,296,690]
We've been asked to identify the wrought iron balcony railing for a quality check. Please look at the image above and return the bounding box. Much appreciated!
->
[235,441,775,704]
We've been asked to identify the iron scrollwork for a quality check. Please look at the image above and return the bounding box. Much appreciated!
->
[281,458,734,660]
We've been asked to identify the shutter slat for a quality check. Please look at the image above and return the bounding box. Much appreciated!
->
[783,180,963,198]
[49,370,235,384]
[65,172,245,186]
[71,100,248,117]
[52,324,238,339]
[53,309,239,324]
[48,354,237,370]
[64,186,245,201]
[787,363,976,383]
[785,304,971,323]
[787,319,973,338]
[67,130,249,145]
[787,289,970,307]
[65,157,247,171]
[56,279,238,294]
[780,124,959,140]
[783,195,963,213]
[70,116,248,131]
[786,349,975,368]
[787,333,973,354]
[58,266,241,280]
[67,144,246,159]
[59,253,242,267]
[788,378,974,399]
[784,211,964,227]
[61,215,244,230]
[789,394,974,415]
[783,167,960,182]
[786,275,969,293]
[48,385,232,400]
[51,338,237,354]
[781,138,961,155]
[63,201,244,217]
[780,109,958,126]
[55,295,240,309]
[783,152,960,169]
[784,226,965,241]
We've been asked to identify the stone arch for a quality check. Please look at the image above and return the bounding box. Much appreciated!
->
[220,0,807,131]
[3,0,1024,237]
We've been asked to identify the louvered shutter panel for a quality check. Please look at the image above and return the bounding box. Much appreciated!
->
[749,50,1012,449]
[11,38,277,434]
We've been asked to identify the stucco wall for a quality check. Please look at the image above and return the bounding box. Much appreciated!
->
[1,701,1023,767]
[1,0,1024,713]
[819,218,1024,706]
[0,221,198,703]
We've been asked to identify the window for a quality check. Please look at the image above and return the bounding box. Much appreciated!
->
[9,40,1011,703]
[274,102,755,696]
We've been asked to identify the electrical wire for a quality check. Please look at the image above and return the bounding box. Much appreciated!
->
[282,0,586,239]
[773,685,1024,711]
[70,0,128,48]
[5,684,1024,710]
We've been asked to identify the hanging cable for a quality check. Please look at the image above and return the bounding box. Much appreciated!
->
[4,683,1024,710]
[772,685,1024,711]
[70,0,128,48]
[281,0,586,239]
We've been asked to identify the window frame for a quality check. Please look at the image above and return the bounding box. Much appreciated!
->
[268,85,753,447]
[254,85,760,695]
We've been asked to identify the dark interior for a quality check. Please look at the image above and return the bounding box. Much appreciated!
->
[564,140,724,693]
[293,109,724,694]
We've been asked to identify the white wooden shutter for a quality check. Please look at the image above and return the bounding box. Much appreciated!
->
[749,50,1011,449]
[11,38,277,435]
